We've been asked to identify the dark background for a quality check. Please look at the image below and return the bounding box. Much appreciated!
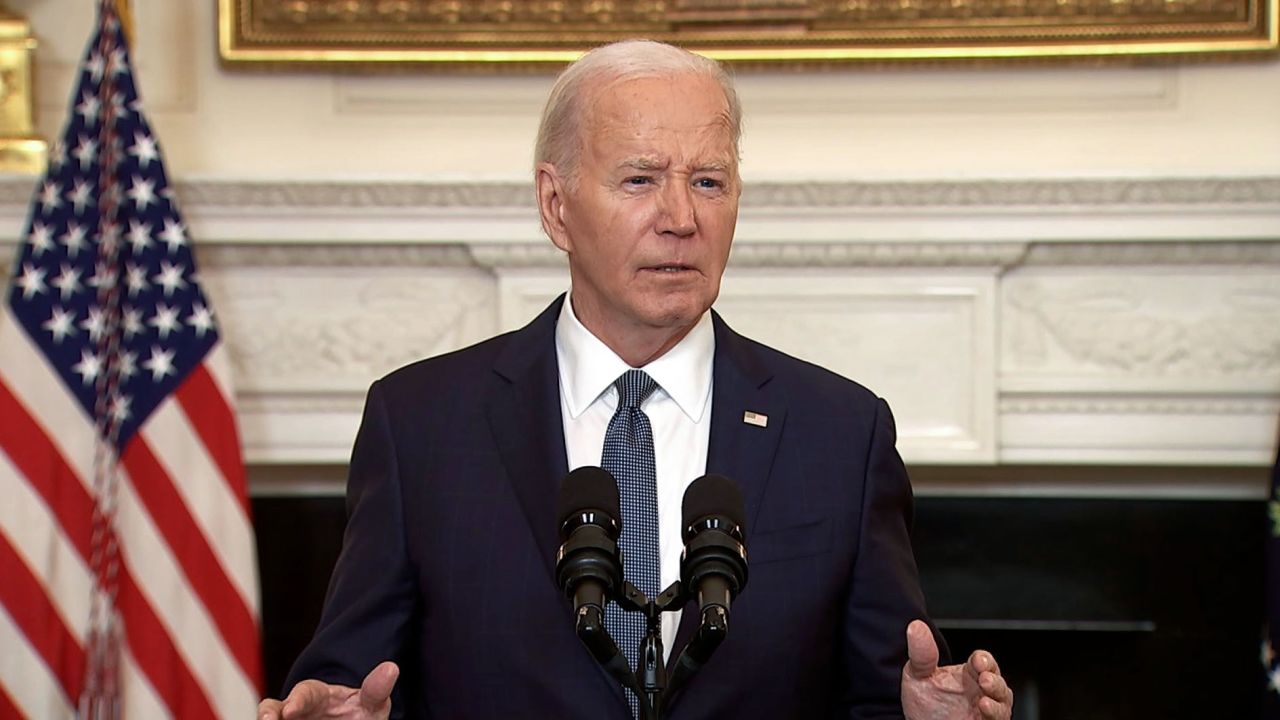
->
[253,481,1266,719]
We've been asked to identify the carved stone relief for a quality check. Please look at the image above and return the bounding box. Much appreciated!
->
[201,266,497,393]
[1003,273,1280,380]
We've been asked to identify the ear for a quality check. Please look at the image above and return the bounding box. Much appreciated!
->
[535,162,572,254]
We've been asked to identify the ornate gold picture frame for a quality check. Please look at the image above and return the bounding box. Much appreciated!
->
[219,0,1279,67]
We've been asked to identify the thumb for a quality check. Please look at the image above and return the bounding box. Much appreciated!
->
[359,661,400,715]
[904,619,939,680]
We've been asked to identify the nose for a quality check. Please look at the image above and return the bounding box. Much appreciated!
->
[657,181,696,237]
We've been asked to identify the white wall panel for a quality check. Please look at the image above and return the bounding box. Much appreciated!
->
[715,273,997,462]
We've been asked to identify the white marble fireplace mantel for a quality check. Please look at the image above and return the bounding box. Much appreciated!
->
[2,176,1277,475]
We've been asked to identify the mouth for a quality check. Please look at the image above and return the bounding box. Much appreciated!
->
[642,264,697,274]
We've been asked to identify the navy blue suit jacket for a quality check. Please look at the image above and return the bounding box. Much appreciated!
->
[286,296,940,719]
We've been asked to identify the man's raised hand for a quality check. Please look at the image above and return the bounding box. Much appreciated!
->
[901,620,1012,720]
[258,661,399,720]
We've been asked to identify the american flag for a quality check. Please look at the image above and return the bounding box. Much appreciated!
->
[0,2,261,718]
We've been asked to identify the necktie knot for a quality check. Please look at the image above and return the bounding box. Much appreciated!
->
[614,369,658,410]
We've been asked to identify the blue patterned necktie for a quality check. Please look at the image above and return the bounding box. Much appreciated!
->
[602,369,660,718]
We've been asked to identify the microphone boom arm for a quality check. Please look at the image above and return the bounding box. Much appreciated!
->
[573,601,645,700]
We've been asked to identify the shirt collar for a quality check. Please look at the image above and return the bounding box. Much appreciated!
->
[555,290,714,423]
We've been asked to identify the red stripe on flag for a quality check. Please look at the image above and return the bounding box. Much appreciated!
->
[117,570,218,720]
[0,680,27,720]
[0,379,220,718]
[0,531,86,706]
[119,436,262,689]
[174,364,251,516]
[0,381,94,559]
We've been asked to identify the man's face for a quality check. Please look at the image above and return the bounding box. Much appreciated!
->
[541,72,740,347]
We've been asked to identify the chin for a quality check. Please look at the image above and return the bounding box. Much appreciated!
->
[640,300,711,329]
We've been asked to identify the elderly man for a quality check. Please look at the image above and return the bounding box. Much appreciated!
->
[260,40,1012,720]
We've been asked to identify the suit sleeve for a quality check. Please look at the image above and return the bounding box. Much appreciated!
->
[840,397,949,719]
[283,380,422,715]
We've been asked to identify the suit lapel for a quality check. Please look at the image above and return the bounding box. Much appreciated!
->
[672,311,788,673]
[485,296,570,586]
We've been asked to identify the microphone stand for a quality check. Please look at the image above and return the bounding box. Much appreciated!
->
[614,580,686,720]
[570,577,735,717]
[574,579,691,720]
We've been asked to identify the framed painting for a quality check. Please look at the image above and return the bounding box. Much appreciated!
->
[218,0,1279,67]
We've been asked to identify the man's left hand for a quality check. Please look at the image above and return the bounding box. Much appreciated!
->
[901,619,1013,720]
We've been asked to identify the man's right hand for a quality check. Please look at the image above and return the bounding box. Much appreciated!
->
[258,661,399,720]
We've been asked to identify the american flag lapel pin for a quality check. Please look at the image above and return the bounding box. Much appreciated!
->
[743,410,768,428]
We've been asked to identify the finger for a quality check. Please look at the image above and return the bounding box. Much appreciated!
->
[257,699,283,720]
[979,670,1011,703]
[904,619,939,680]
[966,649,1001,680]
[978,694,1013,720]
[280,679,331,718]
[359,661,400,714]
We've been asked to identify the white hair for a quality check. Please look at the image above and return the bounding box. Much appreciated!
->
[533,39,742,182]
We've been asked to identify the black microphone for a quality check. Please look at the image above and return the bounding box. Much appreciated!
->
[680,474,748,618]
[664,474,749,711]
[555,467,639,694]
[555,466,623,615]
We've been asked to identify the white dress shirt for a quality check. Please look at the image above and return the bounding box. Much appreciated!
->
[555,291,715,660]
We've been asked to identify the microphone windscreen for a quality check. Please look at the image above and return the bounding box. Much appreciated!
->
[557,466,620,529]
[682,474,745,528]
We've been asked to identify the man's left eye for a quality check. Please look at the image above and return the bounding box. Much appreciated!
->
[694,178,723,189]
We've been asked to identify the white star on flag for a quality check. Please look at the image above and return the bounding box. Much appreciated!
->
[28,222,55,257]
[153,260,187,297]
[126,218,151,251]
[127,175,156,209]
[67,178,95,214]
[15,263,47,299]
[76,91,101,126]
[72,135,98,170]
[60,222,89,259]
[149,301,180,339]
[116,348,139,380]
[51,264,83,300]
[80,306,107,342]
[125,261,148,296]
[129,131,159,168]
[85,50,104,81]
[71,348,103,385]
[187,302,215,337]
[39,180,62,212]
[142,345,176,382]
[158,218,187,253]
[122,304,145,339]
[42,305,78,343]
[108,391,131,423]
[107,46,128,77]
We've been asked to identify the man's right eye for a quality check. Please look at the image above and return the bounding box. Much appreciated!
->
[624,176,652,186]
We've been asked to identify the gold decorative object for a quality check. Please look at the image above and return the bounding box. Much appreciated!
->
[218,0,1278,67]
[0,5,43,173]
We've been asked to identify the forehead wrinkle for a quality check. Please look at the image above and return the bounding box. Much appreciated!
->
[620,157,667,171]
[579,76,740,178]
